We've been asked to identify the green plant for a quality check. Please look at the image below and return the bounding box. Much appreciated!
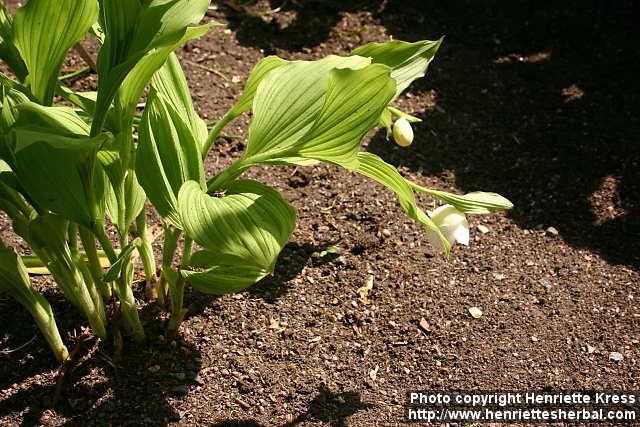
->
[0,0,512,362]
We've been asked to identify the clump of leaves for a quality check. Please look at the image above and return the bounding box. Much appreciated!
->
[0,0,511,361]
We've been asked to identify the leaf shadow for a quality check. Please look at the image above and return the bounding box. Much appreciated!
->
[368,0,640,269]
[0,292,203,426]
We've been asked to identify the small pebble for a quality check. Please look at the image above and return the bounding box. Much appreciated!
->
[530,336,538,342]
[468,307,483,318]
[539,278,552,290]
[382,228,392,237]
[477,225,490,234]
[493,272,506,281]
[545,226,559,237]
[586,344,596,354]
[609,351,623,362]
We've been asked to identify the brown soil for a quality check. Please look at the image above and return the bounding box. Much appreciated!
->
[1,1,639,426]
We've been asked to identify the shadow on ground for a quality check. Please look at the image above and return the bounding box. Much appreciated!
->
[0,295,202,426]
[219,0,378,53]
[208,386,373,427]
[371,0,639,268]
[222,0,640,268]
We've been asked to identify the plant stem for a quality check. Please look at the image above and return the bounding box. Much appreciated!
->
[79,227,111,298]
[158,224,180,305]
[135,211,158,299]
[167,236,191,336]
[73,252,108,338]
[48,256,108,340]
[93,223,118,264]
[68,222,79,253]
[114,259,145,342]
[203,110,235,158]
[93,222,144,341]
[26,292,70,362]
[206,157,250,191]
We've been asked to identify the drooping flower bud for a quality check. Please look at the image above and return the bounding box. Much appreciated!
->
[392,117,413,147]
[426,204,469,252]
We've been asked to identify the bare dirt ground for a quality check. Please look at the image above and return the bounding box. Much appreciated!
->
[1,1,639,425]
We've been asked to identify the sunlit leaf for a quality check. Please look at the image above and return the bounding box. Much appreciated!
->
[244,55,370,159]
[10,129,107,227]
[0,244,67,361]
[409,183,514,214]
[116,24,214,129]
[348,152,451,254]
[230,55,288,117]
[296,64,396,167]
[94,0,210,133]
[0,3,27,80]
[178,179,295,294]
[104,237,140,282]
[13,0,99,104]
[152,52,208,148]
[351,38,443,99]
[136,89,204,227]
[208,59,395,190]
[13,102,90,136]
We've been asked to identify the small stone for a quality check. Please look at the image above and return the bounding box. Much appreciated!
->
[335,255,347,265]
[609,351,623,362]
[477,225,490,234]
[382,228,392,237]
[530,336,538,342]
[545,226,559,237]
[586,344,596,354]
[419,318,430,333]
[148,365,161,373]
[194,374,205,385]
[492,272,506,281]
[539,278,552,289]
[468,307,483,319]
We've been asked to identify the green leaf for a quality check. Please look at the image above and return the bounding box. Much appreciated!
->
[0,87,30,161]
[136,89,204,227]
[103,237,140,282]
[10,129,107,227]
[230,55,288,117]
[13,0,99,105]
[115,23,214,129]
[56,85,97,115]
[409,184,514,214]
[152,52,208,148]
[183,259,272,295]
[0,3,27,80]
[94,0,210,133]
[379,107,392,138]
[104,169,146,235]
[244,55,370,159]
[13,102,90,136]
[178,179,295,294]
[295,64,396,168]
[208,60,396,190]
[348,152,451,254]
[351,38,443,99]
[0,244,68,361]
[0,245,34,300]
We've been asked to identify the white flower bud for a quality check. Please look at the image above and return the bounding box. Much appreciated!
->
[392,117,413,147]
[426,204,470,251]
